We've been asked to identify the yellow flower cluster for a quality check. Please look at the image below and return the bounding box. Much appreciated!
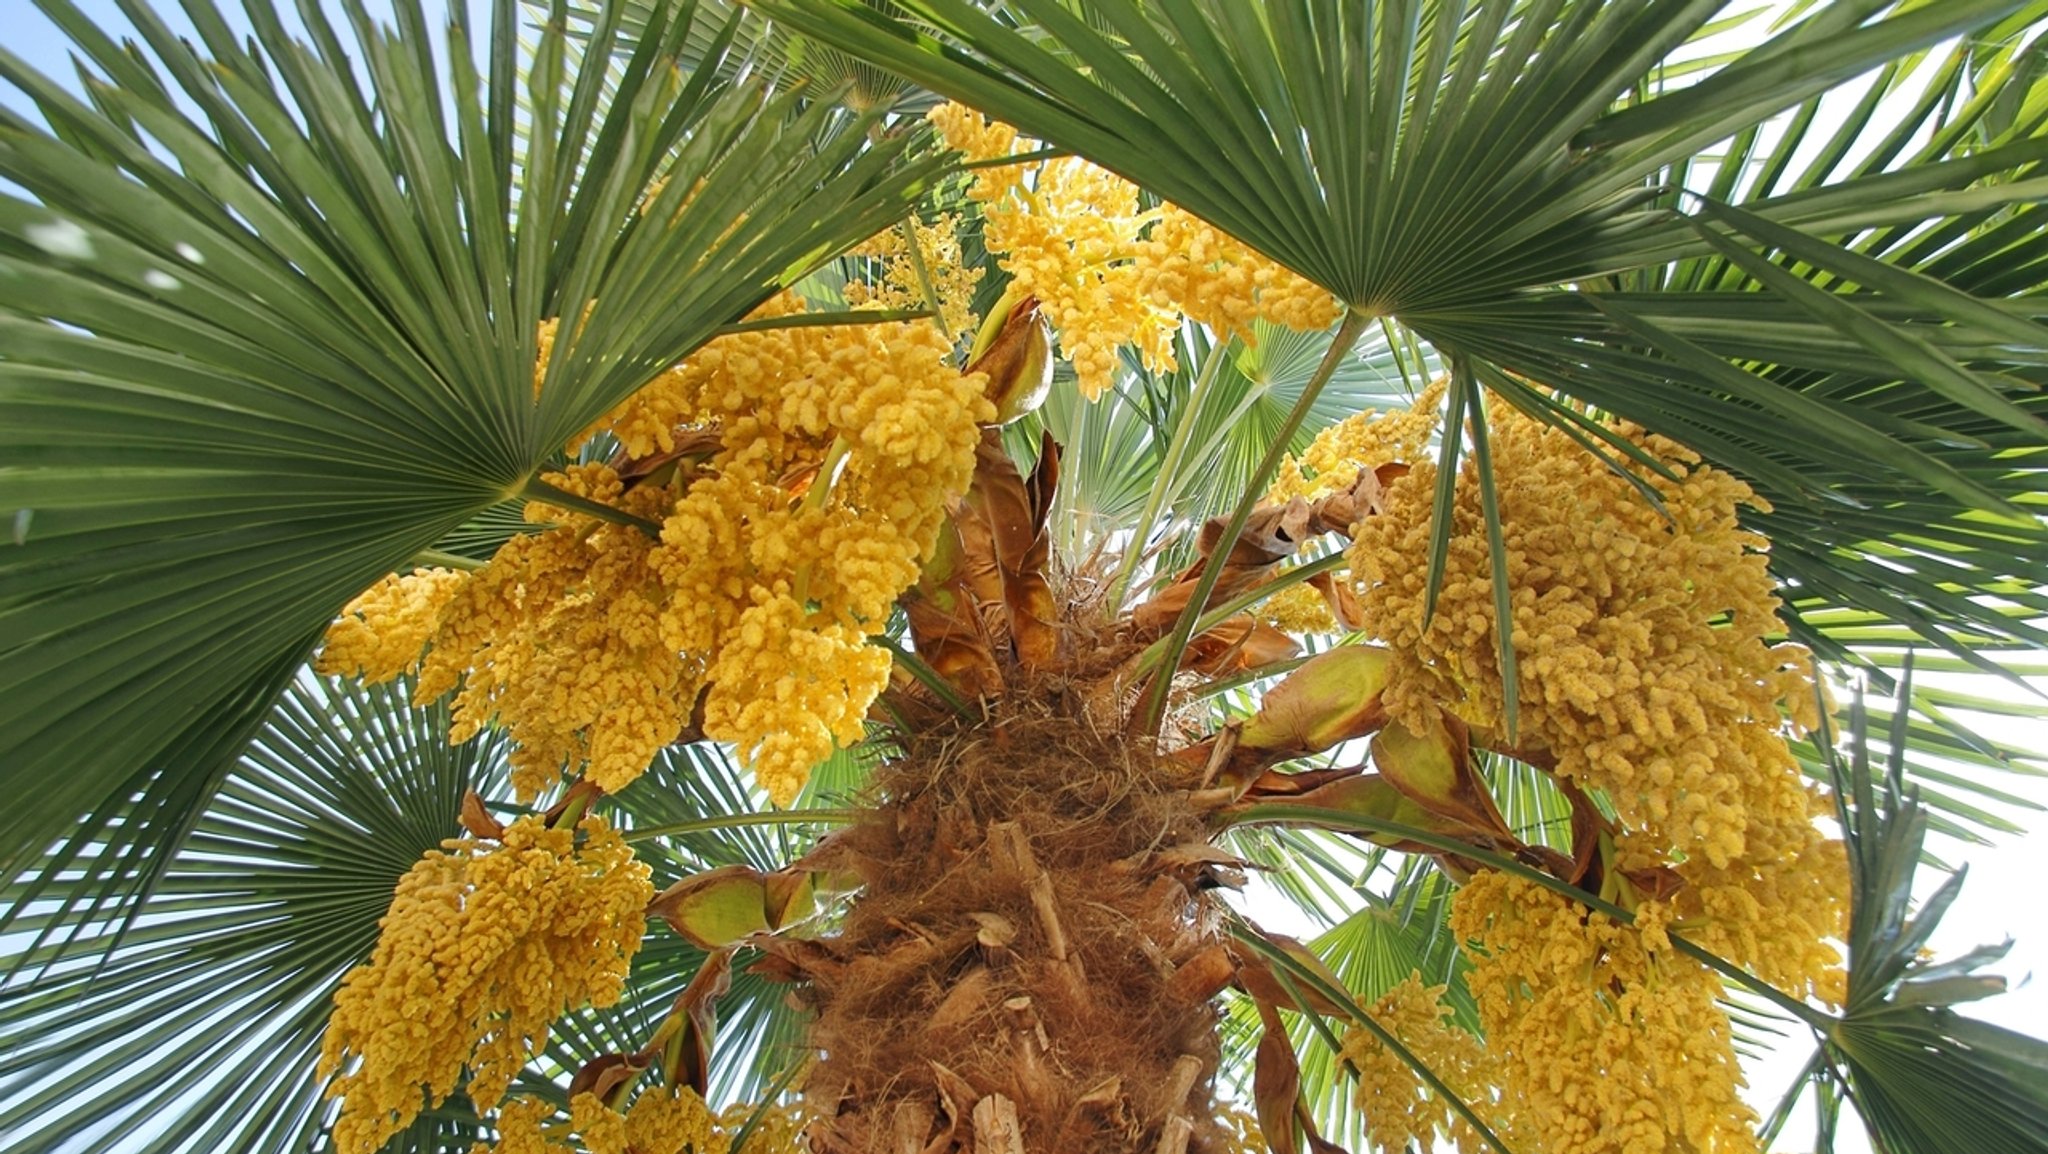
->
[1448,874,1757,1154]
[475,1091,804,1154]
[631,295,992,802]
[317,567,470,685]
[927,101,1023,202]
[1253,385,1446,635]
[928,102,1340,399]
[1268,381,1445,505]
[1349,400,1821,861]
[1215,1103,1274,1154]
[843,213,983,338]
[320,815,652,1154]
[1623,812,1849,1004]
[1257,582,1341,635]
[1135,204,1340,342]
[476,1098,566,1154]
[1346,396,1846,995]
[389,465,690,799]
[571,1088,717,1154]
[1341,976,1511,1154]
[981,150,1171,398]
[322,297,991,803]
[536,318,559,398]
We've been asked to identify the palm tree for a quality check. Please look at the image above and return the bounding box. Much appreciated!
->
[3,2,2048,1153]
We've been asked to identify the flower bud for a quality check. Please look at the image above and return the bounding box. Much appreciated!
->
[965,290,1053,423]
[1239,645,1393,754]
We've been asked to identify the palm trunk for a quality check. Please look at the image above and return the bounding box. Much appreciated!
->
[768,702,1236,1154]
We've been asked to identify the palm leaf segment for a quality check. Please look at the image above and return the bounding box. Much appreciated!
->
[756,0,2048,669]
[0,0,947,896]
[0,677,505,1154]
[0,674,838,1154]
[1744,678,2048,1154]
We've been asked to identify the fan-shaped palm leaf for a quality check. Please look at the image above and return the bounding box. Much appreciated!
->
[567,0,932,112]
[0,677,853,1153]
[757,0,2048,685]
[0,675,505,1154]
[1022,320,1419,590]
[1757,677,2048,1154]
[0,0,948,910]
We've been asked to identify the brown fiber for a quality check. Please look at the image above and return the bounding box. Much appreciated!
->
[774,690,1238,1153]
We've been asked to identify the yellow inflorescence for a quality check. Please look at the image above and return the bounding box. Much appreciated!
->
[843,213,983,339]
[979,149,1172,399]
[571,1088,723,1154]
[1135,204,1340,342]
[320,815,651,1154]
[476,1098,569,1154]
[1269,383,1449,506]
[714,1098,808,1153]
[928,102,1340,399]
[1340,975,1512,1154]
[1448,874,1759,1154]
[1351,402,1820,865]
[317,567,470,685]
[1626,809,1849,1004]
[1215,1103,1274,1154]
[454,464,687,799]
[1346,395,1845,993]
[535,318,559,399]
[630,295,992,803]
[1327,393,1859,1115]
[1268,381,1445,505]
[474,1091,805,1154]
[1257,582,1341,635]
[927,101,1023,202]
[322,297,991,804]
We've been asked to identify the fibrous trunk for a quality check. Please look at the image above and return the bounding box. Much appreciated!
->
[767,698,1236,1154]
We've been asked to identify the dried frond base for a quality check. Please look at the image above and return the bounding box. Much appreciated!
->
[773,691,1235,1153]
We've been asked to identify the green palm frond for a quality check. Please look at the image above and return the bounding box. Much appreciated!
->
[1029,319,1419,588]
[1016,362,1159,561]
[1144,322,1418,578]
[0,0,948,912]
[429,499,544,564]
[1761,676,2048,1154]
[0,676,846,1154]
[0,675,504,1154]
[756,0,2048,689]
[565,0,931,113]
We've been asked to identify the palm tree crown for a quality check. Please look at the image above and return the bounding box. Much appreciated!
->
[4,2,2047,1153]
